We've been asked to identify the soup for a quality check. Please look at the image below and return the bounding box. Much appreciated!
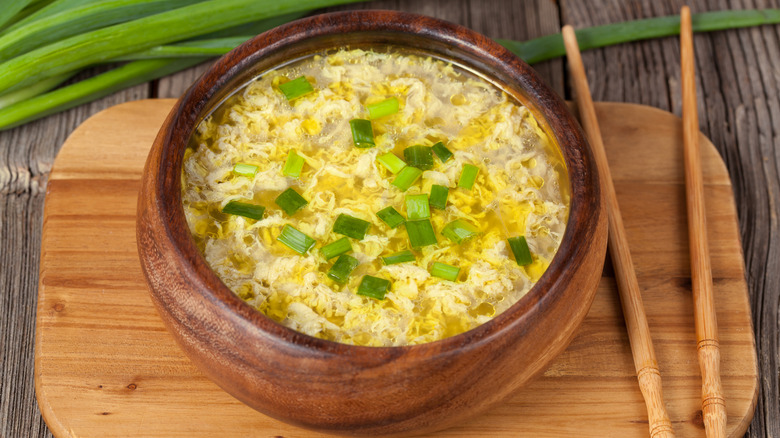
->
[182,48,569,346]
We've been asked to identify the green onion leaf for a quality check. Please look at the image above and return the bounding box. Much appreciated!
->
[327,254,359,284]
[233,162,258,177]
[508,236,533,266]
[376,152,406,174]
[282,149,305,178]
[278,75,313,100]
[406,219,437,249]
[431,141,453,163]
[382,250,416,265]
[357,275,390,300]
[333,213,371,240]
[274,187,308,216]
[222,200,265,220]
[441,219,479,244]
[430,262,460,281]
[404,145,434,170]
[320,237,352,260]
[376,206,405,229]
[367,97,399,119]
[429,185,449,210]
[349,118,375,148]
[405,194,430,220]
[458,163,479,189]
[277,224,316,255]
[391,166,423,191]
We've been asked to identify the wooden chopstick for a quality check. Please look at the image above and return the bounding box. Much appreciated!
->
[680,6,727,437]
[561,25,675,438]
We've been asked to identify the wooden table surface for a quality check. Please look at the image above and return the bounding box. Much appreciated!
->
[0,1,777,437]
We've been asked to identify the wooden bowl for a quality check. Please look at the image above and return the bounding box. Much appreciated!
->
[136,10,607,437]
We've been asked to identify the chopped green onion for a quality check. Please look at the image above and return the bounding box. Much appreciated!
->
[333,213,371,240]
[277,224,316,255]
[349,119,375,148]
[367,97,399,119]
[404,145,434,170]
[222,201,265,220]
[431,142,453,162]
[376,206,405,229]
[406,219,437,249]
[278,75,313,100]
[282,149,305,178]
[508,236,533,266]
[458,164,480,189]
[382,250,416,265]
[327,254,359,284]
[391,166,423,191]
[274,187,308,216]
[441,219,479,244]
[405,194,430,220]
[429,185,449,210]
[430,262,460,281]
[320,237,352,260]
[357,275,390,300]
[232,162,258,177]
[377,152,406,174]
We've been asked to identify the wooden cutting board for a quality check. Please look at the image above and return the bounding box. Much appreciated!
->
[35,99,757,437]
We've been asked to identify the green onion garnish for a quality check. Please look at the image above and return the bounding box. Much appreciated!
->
[357,275,390,300]
[282,149,305,178]
[376,206,405,229]
[221,201,265,220]
[405,194,430,220]
[349,119,375,148]
[232,163,258,177]
[278,76,314,101]
[274,188,308,216]
[382,250,416,265]
[429,185,449,210]
[277,224,316,255]
[367,97,399,119]
[333,214,371,240]
[377,152,406,174]
[430,262,460,281]
[320,237,352,260]
[508,236,533,266]
[406,219,437,248]
[404,145,434,170]
[458,164,479,189]
[441,219,479,244]
[431,142,453,163]
[327,254,359,284]
[391,166,423,191]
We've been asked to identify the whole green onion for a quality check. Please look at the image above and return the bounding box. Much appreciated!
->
[367,97,399,119]
[333,213,371,240]
[376,206,405,229]
[357,275,390,300]
[431,141,453,163]
[278,75,313,101]
[320,236,352,260]
[5,0,97,32]
[382,250,415,265]
[441,219,479,244]
[429,185,449,210]
[458,164,479,190]
[391,166,422,191]
[508,236,533,266]
[405,219,437,249]
[277,224,316,255]
[282,149,305,178]
[405,194,430,220]
[274,187,308,216]
[376,152,406,174]
[222,200,265,220]
[404,145,434,170]
[0,0,34,30]
[327,254,359,284]
[430,262,460,281]
[349,118,374,148]
[232,162,258,177]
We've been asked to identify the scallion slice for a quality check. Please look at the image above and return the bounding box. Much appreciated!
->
[277,224,316,255]
[441,219,479,244]
[333,213,371,240]
[404,145,434,170]
[376,206,405,229]
[377,152,406,174]
[233,162,258,177]
[391,166,423,191]
[430,262,460,281]
[274,188,308,216]
[431,141,453,163]
[357,275,390,300]
[327,254,359,284]
[349,119,375,148]
[429,185,449,210]
[321,237,352,260]
[382,250,416,265]
[367,97,399,119]
[282,149,305,178]
[458,163,479,189]
[278,75,313,101]
[508,236,533,266]
[222,201,265,220]
[405,194,430,220]
[406,219,437,248]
